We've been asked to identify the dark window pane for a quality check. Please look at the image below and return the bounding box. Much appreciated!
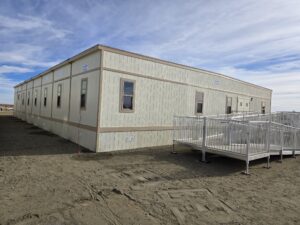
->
[124,81,134,95]
[197,103,203,113]
[80,94,86,108]
[44,98,47,106]
[262,106,265,114]
[57,96,61,107]
[226,106,232,114]
[27,98,30,105]
[123,96,133,109]
[34,98,37,106]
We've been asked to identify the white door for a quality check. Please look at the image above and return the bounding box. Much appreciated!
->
[237,97,250,112]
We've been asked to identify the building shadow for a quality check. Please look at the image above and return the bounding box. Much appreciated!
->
[72,145,288,178]
[1,116,292,178]
[0,116,91,157]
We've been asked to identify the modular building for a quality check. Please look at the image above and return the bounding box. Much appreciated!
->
[14,45,272,152]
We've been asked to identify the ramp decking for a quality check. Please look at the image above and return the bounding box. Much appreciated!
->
[173,112,300,174]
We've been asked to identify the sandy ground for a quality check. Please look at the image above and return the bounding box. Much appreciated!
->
[0,116,299,225]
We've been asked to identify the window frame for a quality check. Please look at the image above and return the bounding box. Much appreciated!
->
[80,78,88,110]
[34,89,37,107]
[27,91,30,106]
[119,78,135,113]
[195,91,204,115]
[57,83,62,108]
[225,96,232,114]
[261,101,266,114]
[43,87,48,107]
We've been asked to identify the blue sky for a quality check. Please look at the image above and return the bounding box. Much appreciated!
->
[0,0,300,111]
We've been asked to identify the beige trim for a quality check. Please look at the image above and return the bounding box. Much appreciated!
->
[99,45,272,92]
[98,126,173,133]
[103,67,271,100]
[14,45,100,88]
[28,114,97,132]
[72,67,100,77]
[15,65,100,89]
[119,78,136,113]
[68,121,97,132]
[54,76,70,83]
[15,44,271,93]
[67,63,73,121]
[50,72,54,118]
[96,49,104,151]
[41,81,53,86]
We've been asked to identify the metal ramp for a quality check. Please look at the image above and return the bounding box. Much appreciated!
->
[173,112,300,174]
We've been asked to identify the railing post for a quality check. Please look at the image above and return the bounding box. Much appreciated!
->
[280,128,284,162]
[266,120,271,168]
[171,116,176,154]
[227,120,232,145]
[244,121,250,175]
[201,117,207,162]
[293,129,297,158]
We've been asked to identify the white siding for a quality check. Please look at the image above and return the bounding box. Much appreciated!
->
[42,72,53,85]
[72,51,100,75]
[103,51,271,99]
[40,83,53,118]
[13,47,272,153]
[32,87,41,116]
[54,64,71,81]
[52,79,70,121]
[69,70,100,127]
[97,50,272,152]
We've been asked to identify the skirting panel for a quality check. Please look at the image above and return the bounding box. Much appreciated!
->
[97,130,173,152]
[13,112,97,151]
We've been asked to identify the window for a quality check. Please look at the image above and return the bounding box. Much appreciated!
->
[120,79,135,112]
[44,88,48,107]
[80,79,88,109]
[226,96,232,114]
[18,94,20,100]
[240,102,242,107]
[195,91,204,114]
[27,92,30,105]
[57,84,62,108]
[34,90,37,106]
[261,102,266,114]
[22,93,24,105]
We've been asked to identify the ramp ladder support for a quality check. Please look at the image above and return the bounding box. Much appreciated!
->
[201,117,207,162]
[244,121,250,175]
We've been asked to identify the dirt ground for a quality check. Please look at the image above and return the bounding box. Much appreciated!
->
[0,111,13,116]
[0,116,299,225]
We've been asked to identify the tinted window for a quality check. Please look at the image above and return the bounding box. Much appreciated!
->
[120,79,135,112]
[80,79,87,109]
[57,84,62,108]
